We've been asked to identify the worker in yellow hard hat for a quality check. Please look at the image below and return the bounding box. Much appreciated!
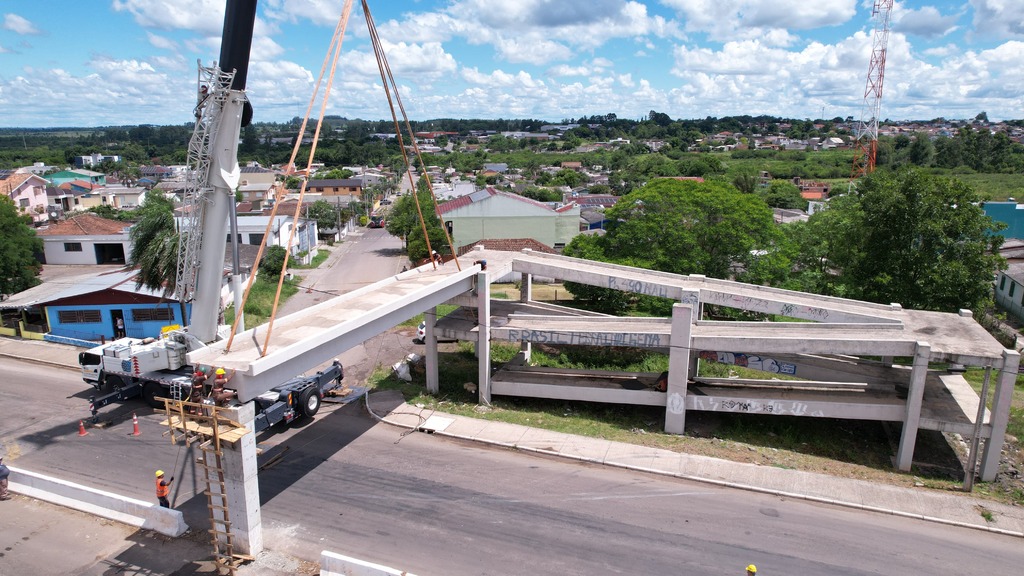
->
[211,367,236,406]
[746,565,757,575]
[155,469,174,508]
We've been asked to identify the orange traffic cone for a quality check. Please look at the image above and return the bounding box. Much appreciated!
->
[131,413,140,436]
[78,420,88,436]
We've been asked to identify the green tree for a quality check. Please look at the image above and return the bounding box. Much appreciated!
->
[259,245,288,279]
[907,132,934,167]
[800,168,1004,312]
[305,199,339,232]
[127,189,178,295]
[0,196,43,297]
[760,180,807,210]
[571,178,784,281]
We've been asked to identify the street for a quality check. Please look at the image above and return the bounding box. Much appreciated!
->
[1,359,1020,576]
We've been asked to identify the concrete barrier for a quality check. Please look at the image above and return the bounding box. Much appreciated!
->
[9,466,188,537]
[320,550,417,576]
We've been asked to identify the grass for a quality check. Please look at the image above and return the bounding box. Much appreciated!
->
[223,275,301,328]
[962,367,1024,441]
[290,247,332,269]
[489,282,573,303]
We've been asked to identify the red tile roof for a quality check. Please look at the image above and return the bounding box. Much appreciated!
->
[457,238,557,255]
[439,187,575,215]
[37,213,131,236]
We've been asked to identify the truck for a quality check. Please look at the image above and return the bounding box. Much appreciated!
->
[80,331,346,433]
[79,0,352,433]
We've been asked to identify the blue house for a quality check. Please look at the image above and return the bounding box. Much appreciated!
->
[0,269,189,344]
[982,201,1024,239]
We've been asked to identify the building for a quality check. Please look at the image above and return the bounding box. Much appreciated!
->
[0,269,188,342]
[306,178,362,199]
[437,187,580,252]
[36,213,132,265]
[1,171,50,225]
[47,169,106,187]
[74,153,122,168]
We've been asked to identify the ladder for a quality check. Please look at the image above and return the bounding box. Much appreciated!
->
[160,399,251,575]
[199,425,240,575]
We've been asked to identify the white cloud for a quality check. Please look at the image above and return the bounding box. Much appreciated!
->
[3,13,41,35]
[112,0,226,34]
[147,32,178,51]
[970,0,1024,40]
[548,64,591,77]
[661,0,856,41]
[893,5,960,39]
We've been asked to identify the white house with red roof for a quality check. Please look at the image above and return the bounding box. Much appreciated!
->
[437,187,580,252]
[36,213,132,265]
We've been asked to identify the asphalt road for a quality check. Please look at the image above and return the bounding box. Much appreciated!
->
[2,359,1020,576]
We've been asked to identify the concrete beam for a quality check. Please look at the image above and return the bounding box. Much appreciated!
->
[896,342,931,471]
[321,550,418,576]
[477,272,492,405]
[425,308,439,394]
[665,297,698,434]
[981,349,1020,481]
[9,467,188,537]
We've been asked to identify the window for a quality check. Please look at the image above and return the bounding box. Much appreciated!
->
[1000,276,1006,291]
[132,308,174,322]
[64,242,83,252]
[19,198,29,208]
[249,233,264,245]
[1010,283,1016,298]
[58,310,102,324]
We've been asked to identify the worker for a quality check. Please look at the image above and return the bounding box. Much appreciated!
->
[188,370,207,414]
[155,470,174,508]
[0,456,10,501]
[746,564,757,575]
[211,368,236,407]
[432,250,443,265]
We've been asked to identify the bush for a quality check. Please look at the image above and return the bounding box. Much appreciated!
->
[259,245,288,279]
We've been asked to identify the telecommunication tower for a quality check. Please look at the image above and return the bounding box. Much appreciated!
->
[850,0,894,183]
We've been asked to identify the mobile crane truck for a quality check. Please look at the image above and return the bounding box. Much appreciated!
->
[80,0,352,433]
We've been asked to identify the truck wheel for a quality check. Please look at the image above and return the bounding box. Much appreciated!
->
[105,375,124,392]
[298,387,321,418]
[143,382,164,408]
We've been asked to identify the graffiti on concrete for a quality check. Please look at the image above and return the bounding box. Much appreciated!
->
[689,397,826,417]
[697,350,797,375]
[607,276,672,298]
[505,329,668,348]
[707,292,832,321]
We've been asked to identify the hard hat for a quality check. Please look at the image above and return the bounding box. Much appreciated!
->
[747,565,757,574]
[215,368,226,375]
[156,470,164,477]
[193,370,204,377]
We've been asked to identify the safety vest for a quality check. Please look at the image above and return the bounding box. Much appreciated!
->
[156,477,169,498]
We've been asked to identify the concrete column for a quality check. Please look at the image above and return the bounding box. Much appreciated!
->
[895,341,930,472]
[981,349,1020,481]
[477,272,492,405]
[665,291,699,434]
[519,272,532,362]
[219,402,262,556]
[425,308,439,394]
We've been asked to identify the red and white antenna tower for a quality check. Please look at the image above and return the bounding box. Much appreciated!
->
[850,0,894,184]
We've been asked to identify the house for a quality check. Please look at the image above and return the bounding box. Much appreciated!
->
[0,269,189,342]
[59,182,113,210]
[1,171,50,225]
[48,169,106,187]
[36,213,132,265]
[239,164,277,188]
[74,153,121,168]
[105,185,148,209]
[437,187,580,252]
[237,181,276,209]
[140,165,174,181]
[306,178,363,200]
[560,161,583,170]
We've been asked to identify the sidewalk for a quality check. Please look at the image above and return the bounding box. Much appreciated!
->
[2,336,1021,552]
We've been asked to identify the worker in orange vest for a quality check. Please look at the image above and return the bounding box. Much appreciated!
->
[155,469,174,508]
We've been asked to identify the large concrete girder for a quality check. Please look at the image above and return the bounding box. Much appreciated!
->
[189,265,480,401]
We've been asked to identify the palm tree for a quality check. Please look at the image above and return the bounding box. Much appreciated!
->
[127,189,179,296]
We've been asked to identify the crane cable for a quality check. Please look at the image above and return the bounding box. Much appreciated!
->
[225,0,354,354]
[362,0,460,271]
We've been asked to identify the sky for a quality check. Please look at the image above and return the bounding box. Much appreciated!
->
[1,0,1022,128]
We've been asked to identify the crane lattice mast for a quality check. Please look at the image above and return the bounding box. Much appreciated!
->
[850,0,894,183]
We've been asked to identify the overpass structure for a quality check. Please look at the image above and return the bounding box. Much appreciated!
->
[187,247,1015,553]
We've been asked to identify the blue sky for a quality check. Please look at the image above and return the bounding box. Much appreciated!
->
[1,0,1022,128]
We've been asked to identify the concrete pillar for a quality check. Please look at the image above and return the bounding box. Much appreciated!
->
[981,349,1020,481]
[425,308,439,394]
[219,402,262,556]
[665,292,699,434]
[519,272,532,362]
[477,272,492,405]
[895,342,930,472]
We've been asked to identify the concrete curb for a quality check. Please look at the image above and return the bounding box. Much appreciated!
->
[320,550,417,576]
[368,402,1024,539]
[9,467,189,537]
[0,351,80,372]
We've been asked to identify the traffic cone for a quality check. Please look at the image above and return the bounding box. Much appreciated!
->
[78,420,88,436]
[131,413,140,436]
